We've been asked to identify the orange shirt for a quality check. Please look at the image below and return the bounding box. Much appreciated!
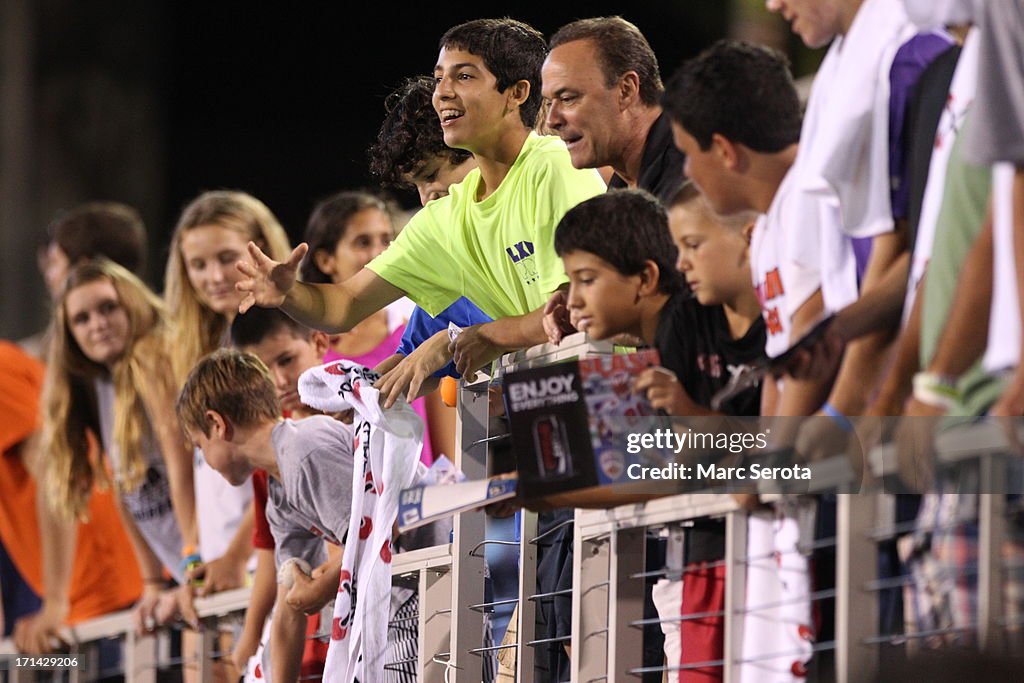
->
[0,341,141,624]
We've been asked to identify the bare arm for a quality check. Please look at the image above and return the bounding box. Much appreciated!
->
[868,268,927,415]
[269,578,307,683]
[282,269,405,335]
[13,467,76,653]
[925,213,994,378]
[231,548,276,673]
[375,331,450,409]
[236,243,404,334]
[193,503,254,596]
[114,496,171,634]
[451,304,551,377]
[140,377,198,553]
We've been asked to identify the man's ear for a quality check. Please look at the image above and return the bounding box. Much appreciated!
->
[311,330,330,358]
[710,132,743,172]
[617,71,641,109]
[506,79,531,112]
[204,410,233,441]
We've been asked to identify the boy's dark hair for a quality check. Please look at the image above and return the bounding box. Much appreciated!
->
[439,18,546,127]
[662,40,801,153]
[300,190,390,284]
[554,189,683,294]
[47,201,147,274]
[368,76,473,188]
[230,307,311,349]
[549,17,663,107]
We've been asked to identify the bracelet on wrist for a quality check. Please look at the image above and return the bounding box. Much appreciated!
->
[179,553,202,575]
[822,402,854,433]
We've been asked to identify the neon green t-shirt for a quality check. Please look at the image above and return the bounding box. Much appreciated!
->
[366,133,606,319]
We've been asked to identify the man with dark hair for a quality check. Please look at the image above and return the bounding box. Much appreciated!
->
[542,16,684,204]
[239,18,605,384]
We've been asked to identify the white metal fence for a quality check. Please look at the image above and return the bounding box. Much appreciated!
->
[4,338,1023,681]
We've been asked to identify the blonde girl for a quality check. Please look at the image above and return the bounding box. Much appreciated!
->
[41,259,196,630]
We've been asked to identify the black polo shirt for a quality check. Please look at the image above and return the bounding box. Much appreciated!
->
[608,111,685,205]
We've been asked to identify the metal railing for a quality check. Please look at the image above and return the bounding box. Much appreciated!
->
[6,336,1024,682]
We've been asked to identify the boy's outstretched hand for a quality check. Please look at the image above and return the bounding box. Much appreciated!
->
[236,242,309,314]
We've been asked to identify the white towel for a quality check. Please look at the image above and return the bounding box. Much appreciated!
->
[800,0,916,240]
[299,360,424,683]
[738,504,815,683]
[904,29,980,322]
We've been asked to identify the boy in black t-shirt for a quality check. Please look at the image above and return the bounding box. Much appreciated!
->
[553,188,765,416]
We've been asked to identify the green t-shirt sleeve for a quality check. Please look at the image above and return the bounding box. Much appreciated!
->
[530,152,606,296]
[365,204,460,317]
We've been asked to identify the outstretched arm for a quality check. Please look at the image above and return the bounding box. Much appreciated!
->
[236,243,405,334]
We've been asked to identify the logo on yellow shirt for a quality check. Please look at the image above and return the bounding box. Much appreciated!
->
[506,240,538,285]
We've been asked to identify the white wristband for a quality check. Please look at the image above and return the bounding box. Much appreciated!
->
[912,372,960,411]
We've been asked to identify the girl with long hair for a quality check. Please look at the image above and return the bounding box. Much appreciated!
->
[40,259,196,629]
[163,191,291,651]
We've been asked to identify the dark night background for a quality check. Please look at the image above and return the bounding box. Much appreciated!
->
[0,1,805,339]
[162,3,727,235]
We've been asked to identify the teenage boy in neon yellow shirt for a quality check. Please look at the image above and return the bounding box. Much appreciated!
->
[237,19,605,377]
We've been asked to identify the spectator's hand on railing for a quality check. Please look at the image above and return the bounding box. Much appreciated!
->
[236,242,308,314]
[990,371,1024,418]
[154,588,181,627]
[13,601,68,654]
[852,395,904,484]
[894,397,944,492]
[542,290,575,345]
[989,371,1024,456]
[285,562,338,616]
[633,366,700,415]
[133,585,164,635]
[450,324,501,381]
[175,582,200,630]
[794,411,853,464]
[191,554,247,597]
[375,331,450,408]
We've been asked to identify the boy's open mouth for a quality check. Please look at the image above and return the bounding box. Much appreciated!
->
[440,109,465,124]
